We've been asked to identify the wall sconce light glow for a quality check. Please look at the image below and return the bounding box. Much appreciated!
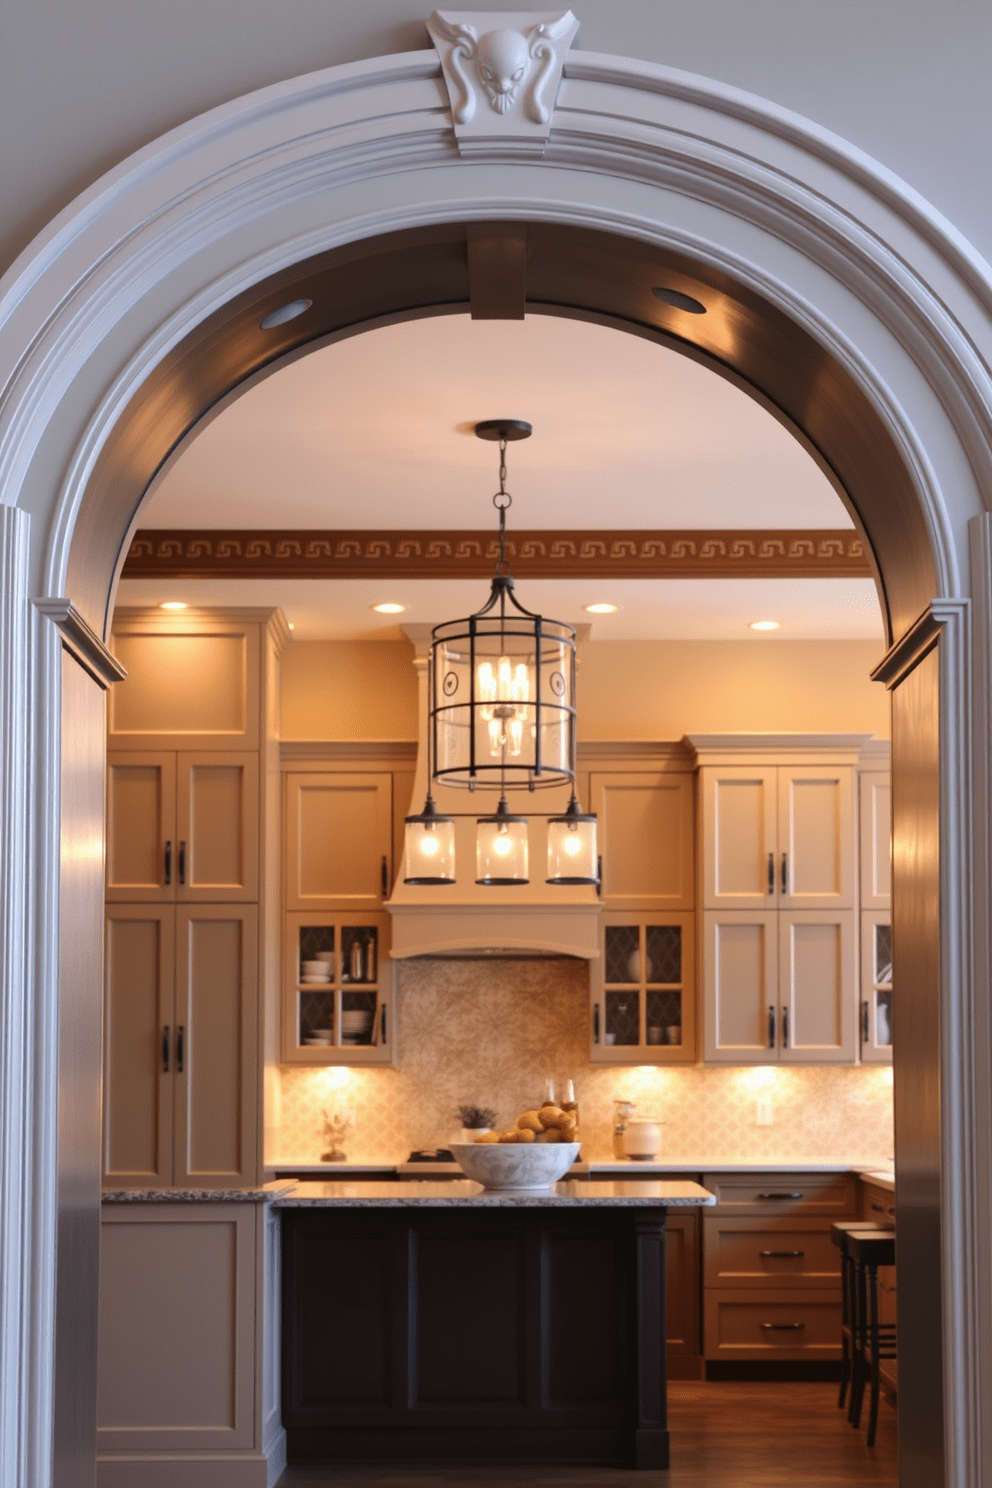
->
[160,601,187,610]
[584,603,619,614]
[372,602,408,614]
[749,620,781,631]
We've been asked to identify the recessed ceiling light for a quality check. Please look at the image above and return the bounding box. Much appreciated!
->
[750,620,781,631]
[160,601,187,610]
[584,602,619,614]
[287,622,295,631]
[259,297,313,330]
[372,602,407,614]
[651,286,707,314]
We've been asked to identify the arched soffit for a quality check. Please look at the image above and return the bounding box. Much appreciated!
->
[2,42,990,637]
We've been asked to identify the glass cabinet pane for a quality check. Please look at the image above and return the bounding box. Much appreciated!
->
[342,989,377,1046]
[646,989,682,1047]
[646,924,681,984]
[299,990,336,1047]
[605,925,640,983]
[605,991,640,1046]
[341,925,379,984]
[874,923,892,985]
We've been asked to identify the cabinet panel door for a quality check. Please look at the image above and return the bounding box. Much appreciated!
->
[700,768,777,910]
[665,1212,701,1356]
[103,905,174,1187]
[860,770,891,908]
[285,773,392,910]
[778,766,855,909]
[703,910,778,1063]
[97,1204,257,1452]
[109,621,259,750]
[176,752,258,901]
[590,772,694,909]
[860,910,893,1064]
[174,905,258,1187]
[779,911,856,1063]
[105,752,176,901]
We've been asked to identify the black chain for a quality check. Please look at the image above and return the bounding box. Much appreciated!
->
[493,434,512,572]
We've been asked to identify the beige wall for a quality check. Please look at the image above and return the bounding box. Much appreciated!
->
[279,636,889,741]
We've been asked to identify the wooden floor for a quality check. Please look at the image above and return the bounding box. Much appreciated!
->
[276,1381,898,1486]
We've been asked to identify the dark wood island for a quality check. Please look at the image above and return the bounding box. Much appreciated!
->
[274,1178,714,1470]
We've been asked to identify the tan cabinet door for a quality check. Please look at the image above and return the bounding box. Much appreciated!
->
[779,910,856,1063]
[108,618,260,750]
[859,770,891,908]
[105,752,176,901]
[590,771,694,910]
[700,767,778,910]
[173,905,258,1187]
[778,766,855,909]
[702,909,778,1063]
[103,904,175,1187]
[284,772,393,910]
[176,752,258,901]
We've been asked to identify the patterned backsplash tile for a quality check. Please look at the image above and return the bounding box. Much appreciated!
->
[270,956,893,1166]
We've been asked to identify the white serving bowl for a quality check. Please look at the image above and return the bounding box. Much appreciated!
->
[448,1141,581,1191]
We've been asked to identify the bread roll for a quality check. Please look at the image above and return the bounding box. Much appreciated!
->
[473,1131,500,1144]
[537,1105,566,1128]
[517,1110,543,1133]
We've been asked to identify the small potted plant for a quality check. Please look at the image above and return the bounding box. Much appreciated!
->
[456,1103,498,1144]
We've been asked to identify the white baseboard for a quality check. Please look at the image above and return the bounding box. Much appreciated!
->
[265,1426,287,1488]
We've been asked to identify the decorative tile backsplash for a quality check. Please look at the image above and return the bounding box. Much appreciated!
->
[270,957,893,1166]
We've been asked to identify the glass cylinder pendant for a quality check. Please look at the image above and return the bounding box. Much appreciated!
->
[476,798,529,885]
[403,797,456,885]
[546,796,599,885]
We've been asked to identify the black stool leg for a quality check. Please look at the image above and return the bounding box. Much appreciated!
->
[867,1263,882,1447]
[849,1257,867,1427]
[838,1247,852,1409]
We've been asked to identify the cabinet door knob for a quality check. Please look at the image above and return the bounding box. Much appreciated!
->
[176,1024,185,1073]
[178,841,187,885]
[162,1025,171,1072]
[164,841,172,886]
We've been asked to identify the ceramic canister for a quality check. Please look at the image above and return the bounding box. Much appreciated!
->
[623,1119,662,1160]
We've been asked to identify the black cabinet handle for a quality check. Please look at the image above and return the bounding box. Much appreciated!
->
[782,1006,789,1047]
[760,1322,805,1331]
[593,1005,600,1043]
[164,841,172,886]
[380,1006,387,1044]
[176,1024,185,1073]
[767,1005,776,1049]
[178,841,187,885]
[758,1192,804,1201]
[870,1200,886,1213]
[381,855,388,896]
[781,853,788,894]
[862,1000,870,1045]
[162,1025,171,1072]
[760,1250,805,1258]
[596,855,602,898]
[767,852,774,894]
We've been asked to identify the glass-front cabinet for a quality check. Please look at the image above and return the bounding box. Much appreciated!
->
[282,911,393,1064]
[860,911,892,1064]
[591,912,695,1064]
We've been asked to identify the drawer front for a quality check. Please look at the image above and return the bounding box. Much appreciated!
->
[704,1290,841,1360]
[703,1172,856,1216]
[860,1180,896,1226]
[704,1219,841,1289]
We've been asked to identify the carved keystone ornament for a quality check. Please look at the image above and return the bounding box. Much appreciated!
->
[427,10,579,153]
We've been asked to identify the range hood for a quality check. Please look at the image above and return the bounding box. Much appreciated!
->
[386,627,601,960]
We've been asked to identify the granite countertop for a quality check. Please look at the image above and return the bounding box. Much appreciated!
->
[102,1182,294,1203]
[274,1159,892,1178]
[856,1166,896,1192]
[271,1178,716,1208]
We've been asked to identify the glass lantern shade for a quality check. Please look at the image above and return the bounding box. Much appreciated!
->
[430,578,576,792]
[476,799,529,885]
[546,798,599,885]
[403,799,456,885]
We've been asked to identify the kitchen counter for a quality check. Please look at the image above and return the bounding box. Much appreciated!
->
[272,1158,892,1178]
[101,1182,294,1202]
[272,1177,715,1207]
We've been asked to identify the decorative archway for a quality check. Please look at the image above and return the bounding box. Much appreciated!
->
[1,23,990,1488]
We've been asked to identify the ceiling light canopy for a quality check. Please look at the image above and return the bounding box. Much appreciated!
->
[403,420,598,889]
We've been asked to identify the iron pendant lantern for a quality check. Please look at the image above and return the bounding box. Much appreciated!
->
[546,794,599,885]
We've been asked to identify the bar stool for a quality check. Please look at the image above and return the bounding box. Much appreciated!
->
[847,1229,897,1446]
[831,1221,880,1413]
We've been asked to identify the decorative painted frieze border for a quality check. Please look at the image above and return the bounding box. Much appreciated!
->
[122,529,870,580]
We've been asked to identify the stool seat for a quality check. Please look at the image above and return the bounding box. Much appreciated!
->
[840,1227,897,1446]
[847,1229,896,1267]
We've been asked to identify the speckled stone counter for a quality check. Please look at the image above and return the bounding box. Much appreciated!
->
[273,1177,715,1207]
[101,1182,293,1202]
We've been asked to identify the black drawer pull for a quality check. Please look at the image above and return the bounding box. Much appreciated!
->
[781,852,788,894]
[870,1200,886,1213]
[767,852,774,894]
[767,1005,776,1049]
[164,841,172,886]
[760,1249,805,1258]
[176,1024,185,1073]
[758,1192,804,1201]
[760,1322,806,1331]
[162,1025,171,1072]
[178,840,187,885]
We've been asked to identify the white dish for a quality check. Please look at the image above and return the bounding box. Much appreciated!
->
[301,975,332,984]
[448,1142,581,1191]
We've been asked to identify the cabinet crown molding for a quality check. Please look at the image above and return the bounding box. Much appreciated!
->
[685,732,875,766]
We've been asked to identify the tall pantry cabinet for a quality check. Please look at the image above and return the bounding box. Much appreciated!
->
[103,609,287,1189]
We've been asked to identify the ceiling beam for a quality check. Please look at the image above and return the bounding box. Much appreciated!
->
[122,529,872,580]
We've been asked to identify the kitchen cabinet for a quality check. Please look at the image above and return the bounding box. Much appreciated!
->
[701,1171,857,1364]
[284,770,393,912]
[282,910,394,1065]
[589,770,694,911]
[106,750,258,901]
[665,1211,702,1377]
[859,766,892,1063]
[103,903,258,1188]
[590,912,696,1064]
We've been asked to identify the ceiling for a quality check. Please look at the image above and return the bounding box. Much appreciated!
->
[118,313,884,642]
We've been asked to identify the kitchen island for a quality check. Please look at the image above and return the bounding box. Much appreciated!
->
[273,1178,714,1470]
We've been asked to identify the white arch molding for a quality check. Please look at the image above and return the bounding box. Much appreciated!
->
[1,27,991,1488]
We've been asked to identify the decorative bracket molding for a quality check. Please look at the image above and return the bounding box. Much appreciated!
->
[32,599,127,690]
[427,9,579,155]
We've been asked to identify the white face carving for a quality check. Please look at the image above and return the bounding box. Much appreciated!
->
[476,29,531,114]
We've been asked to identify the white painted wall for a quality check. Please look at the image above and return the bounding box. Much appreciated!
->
[1,2,990,277]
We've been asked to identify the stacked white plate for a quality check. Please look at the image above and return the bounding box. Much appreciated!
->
[300,959,332,984]
[341,1009,373,1044]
